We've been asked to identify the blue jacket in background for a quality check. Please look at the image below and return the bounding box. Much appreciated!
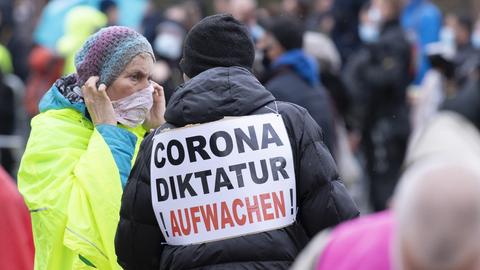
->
[401,0,442,84]
[34,0,147,50]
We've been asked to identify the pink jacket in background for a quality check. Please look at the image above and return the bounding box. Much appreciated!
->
[316,211,394,270]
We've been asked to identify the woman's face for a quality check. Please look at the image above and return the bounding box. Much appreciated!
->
[106,53,154,101]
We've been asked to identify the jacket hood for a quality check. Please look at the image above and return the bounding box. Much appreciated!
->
[38,84,86,115]
[272,49,320,87]
[165,66,275,126]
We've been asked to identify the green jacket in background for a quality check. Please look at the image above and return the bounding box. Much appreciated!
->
[57,6,107,75]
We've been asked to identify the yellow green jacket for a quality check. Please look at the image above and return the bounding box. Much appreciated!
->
[18,85,146,269]
[0,44,13,74]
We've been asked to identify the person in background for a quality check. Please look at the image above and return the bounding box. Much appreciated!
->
[473,16,480,50]
[99,0,119,26]
[401,0,442,84]
[230,0,265,43]
[305,0,336,34]
[0,70,16,176]
[57,5,107,75]
[303,31,363,195]
[344,0,412,211]
[281,0,312,21]
[439,13,458,50]
[292,158,480,270]
[213,0,230,14]
[259,15,336,154]
[452,15,479,88]
[18,26,165,270]
[0,165,34,270]
[1,0,32,81]
[24,45,64,117]
[406,71,480,168]
[140,1,165,45]
[115,14,359,270]
[410,42,455,145]
[151,10,187,104]
[330,0,369,63]
[0,45,15,175]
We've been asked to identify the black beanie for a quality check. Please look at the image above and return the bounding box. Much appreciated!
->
[180,14,255,78]
[264,16,304,51]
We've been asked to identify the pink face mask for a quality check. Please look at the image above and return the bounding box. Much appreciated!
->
[111,83,154,128]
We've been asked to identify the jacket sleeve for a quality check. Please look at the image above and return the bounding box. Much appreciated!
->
[297,112,359,237]
[115,131,164,270]
[63,127,128,270]
[96,124,137,188]
[18,110,139,270]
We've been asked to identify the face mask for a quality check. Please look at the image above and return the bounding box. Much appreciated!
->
[440,27,455,49]
[359,24,379,44]
[154,33,183,60]
[111,83,154,128]
[472,33,480,49]
[250,24,265,43]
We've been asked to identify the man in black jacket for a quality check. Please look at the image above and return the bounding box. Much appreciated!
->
[115,14,359,270]
[259,15,336,155]
[343,0,411,211]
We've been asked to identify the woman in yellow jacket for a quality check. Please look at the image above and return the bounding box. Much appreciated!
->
[18,26,165,270]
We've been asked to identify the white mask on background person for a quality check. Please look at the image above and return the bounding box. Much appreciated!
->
[154,32,183,60]
[359,24,380,44]
[111,83,154,128]
[440,27,456,49]
[472,33,480,49]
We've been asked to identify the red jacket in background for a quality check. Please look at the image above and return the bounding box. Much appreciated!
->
[0,166,34,270]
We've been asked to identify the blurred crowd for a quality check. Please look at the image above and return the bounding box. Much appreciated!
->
[1,0,480,269]
[2,0,478,210]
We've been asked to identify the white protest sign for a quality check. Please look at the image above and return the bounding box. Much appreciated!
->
[150,113,297,245]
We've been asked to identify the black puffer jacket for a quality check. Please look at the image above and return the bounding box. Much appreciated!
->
[343,19,411,211]
[115,67,359,270]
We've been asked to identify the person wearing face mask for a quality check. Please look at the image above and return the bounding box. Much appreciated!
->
[151,19,187,105]
[17,26,165,270]
[451,15,479,89]
[258,15,337,155]
[473,18,480,50]
[358,3,382,44]
[439,14,457,50]
[343,0,412,211]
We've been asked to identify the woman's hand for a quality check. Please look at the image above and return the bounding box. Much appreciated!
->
[82,76,117,126]
[143,81,166,131]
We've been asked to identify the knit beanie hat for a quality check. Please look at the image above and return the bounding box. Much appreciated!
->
[264,16,304,51]
[179,14,254,78]
[75,26,155,86]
